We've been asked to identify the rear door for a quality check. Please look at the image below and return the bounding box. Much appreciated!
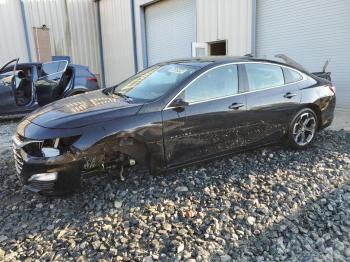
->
[35,61,68,106]
[243,63,303,146]
[162,64,247,167]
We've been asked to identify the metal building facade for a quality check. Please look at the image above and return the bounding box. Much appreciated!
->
[196,0,252,56]
[256,0,350,111]
[0,0,101,75]
[99,0,135,87]
[0,0,28,65]
[145,0,196,66]
[0,0,253,86]
[94,0,252,86]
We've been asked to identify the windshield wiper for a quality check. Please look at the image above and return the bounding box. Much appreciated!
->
[102,83,119,95]
[102,87,113,95]
[114,92,132,101]
[101,85,132,101]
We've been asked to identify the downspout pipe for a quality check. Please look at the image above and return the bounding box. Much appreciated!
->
[130,0,138,73]
[19,0,32,62]
[251,0,257,56]
[140,6,148,69]
[95,0,106,88]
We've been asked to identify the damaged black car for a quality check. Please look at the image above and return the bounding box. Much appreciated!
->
[13,56,336,196]
[0,58,99,118]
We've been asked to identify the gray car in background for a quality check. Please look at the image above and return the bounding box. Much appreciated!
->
[0,58,99,118]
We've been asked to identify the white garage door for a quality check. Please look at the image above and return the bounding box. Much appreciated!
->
[145,0,196,66]
[256,0,350,111]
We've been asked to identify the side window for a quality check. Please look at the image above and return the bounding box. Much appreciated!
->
[181,64,238,103]
[283,67,303,84]
[245,63,284,91]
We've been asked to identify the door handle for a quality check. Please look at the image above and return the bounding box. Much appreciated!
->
[228,102,245,110]
[283,92,297,99]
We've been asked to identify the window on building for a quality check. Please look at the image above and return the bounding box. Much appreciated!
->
[209,40,227,56]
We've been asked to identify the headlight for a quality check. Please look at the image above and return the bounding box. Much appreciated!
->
[28,172,58,182]
[40,135,81,156]
[43,135,81,150]
[42,147,60,157]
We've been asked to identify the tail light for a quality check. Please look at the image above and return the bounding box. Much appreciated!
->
[87,77,98,83]
[328,84,336,94]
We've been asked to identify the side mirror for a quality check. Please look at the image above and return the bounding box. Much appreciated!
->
[171,98,189,107]
[171,98,188,112]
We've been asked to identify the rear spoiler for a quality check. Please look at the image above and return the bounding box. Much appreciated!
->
[311,60,331,81]
[274,54,331,81]
[275,54,308,72]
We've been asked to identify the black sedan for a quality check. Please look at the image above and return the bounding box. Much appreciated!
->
[12,56,336,195]
[0,58,99,118]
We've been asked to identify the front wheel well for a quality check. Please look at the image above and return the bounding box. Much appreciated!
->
[103,136,150,167]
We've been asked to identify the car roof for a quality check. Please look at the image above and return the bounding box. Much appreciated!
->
[163,56,305,72]
[2,62,88,70]
[16,62,42,67]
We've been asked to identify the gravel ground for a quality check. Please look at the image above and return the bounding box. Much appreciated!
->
[0,120,350,261]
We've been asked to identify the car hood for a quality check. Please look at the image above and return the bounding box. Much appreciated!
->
[25,90,143,129]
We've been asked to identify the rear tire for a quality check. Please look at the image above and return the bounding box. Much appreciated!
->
[287,108,318,149]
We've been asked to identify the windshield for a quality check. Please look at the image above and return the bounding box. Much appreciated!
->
[113,64,200,102]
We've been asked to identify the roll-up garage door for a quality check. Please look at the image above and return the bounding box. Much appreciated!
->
[256,0,350,111]
[145,0,196,66]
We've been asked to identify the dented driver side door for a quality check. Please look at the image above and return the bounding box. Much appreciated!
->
[162,64,248,168]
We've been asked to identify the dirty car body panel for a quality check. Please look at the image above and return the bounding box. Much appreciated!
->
[13,57,336,195]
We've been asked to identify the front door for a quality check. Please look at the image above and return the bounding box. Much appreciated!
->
[243,63,302,146]
[162,64,247,167]
[0,73,17,115]
[35,60,68,106]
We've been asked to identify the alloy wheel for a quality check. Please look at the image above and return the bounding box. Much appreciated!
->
[292,112,317,146]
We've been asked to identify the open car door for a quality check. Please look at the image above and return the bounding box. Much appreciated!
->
[0,58,20,115]
[35,60,68,106]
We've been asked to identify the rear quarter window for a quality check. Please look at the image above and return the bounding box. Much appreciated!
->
[283,67,303,84]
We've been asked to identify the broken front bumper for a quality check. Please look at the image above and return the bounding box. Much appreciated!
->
[12,135,83,195]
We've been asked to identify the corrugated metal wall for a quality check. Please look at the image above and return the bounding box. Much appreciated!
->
[134,0,152,69]
[66,0,100,75]
[24,0,100,74]
[134,0,252,70]
[99,0,135,87]
[196,0,252,56]
[0,0,28,65]
[0,0,100,75]
[1,0,253,85]
[24,0,70,58]
[256,0,350,111]
[145,0,196,65]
